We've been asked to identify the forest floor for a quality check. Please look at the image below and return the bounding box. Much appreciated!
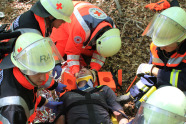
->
[0,0,185,121]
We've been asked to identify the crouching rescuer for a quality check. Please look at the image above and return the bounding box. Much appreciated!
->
[0,32,66,124]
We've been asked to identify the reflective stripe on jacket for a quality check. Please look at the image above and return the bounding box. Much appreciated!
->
[150,42,186,67]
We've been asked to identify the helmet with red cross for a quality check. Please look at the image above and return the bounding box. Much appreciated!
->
[11,32,62,75]
[31,0,74,23]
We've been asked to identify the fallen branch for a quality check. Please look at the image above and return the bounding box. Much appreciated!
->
[113,0,123,16]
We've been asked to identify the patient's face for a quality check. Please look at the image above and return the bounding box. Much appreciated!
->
[76,68,92,78]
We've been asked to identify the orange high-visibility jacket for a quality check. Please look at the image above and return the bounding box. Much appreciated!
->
[50,1,115,75]
[150,42,186,67]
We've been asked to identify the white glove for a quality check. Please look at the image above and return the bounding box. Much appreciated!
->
[119,118,129,124]
[136,63,154,76]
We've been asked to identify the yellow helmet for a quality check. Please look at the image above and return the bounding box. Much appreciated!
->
[11,32,62,75]
[31,0,74,23]
[96,28,121,57]
[132,86,186,124]
[142,7,186,47]
[144,86,186,124]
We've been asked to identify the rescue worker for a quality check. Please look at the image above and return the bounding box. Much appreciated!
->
[0,33,66,124]
[132,86,186,124]
[1,0,74,79]
[11,0,74,36]
[117,7,186,103]
[54,67,129,124]
[50,1,121,76]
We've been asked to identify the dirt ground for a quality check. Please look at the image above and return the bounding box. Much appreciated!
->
[0,0,185,120]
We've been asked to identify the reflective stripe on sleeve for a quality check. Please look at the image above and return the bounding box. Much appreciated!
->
[152,56,164,66]
[91,59,104,66]
[67,55,80,60]
[68,61,80,67]
[0,114,11,124]
[170,69,181,87]
[136,80,149,92]
[92,53,106,62]
[167,57,185,67]
[0,96,30,119]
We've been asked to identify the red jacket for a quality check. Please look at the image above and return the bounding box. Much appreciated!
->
[50,1,115,75]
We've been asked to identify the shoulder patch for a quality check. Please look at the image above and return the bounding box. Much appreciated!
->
[89,8,107,19]
[74,36,82,44]
[13,15,21,29]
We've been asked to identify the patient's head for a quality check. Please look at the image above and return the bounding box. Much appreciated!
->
[76,68,95,90]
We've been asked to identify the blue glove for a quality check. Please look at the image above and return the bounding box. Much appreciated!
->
[45,101,63,113]
[52,64,62,79]
[56,83,67,93]
[127,119,134,124]
[130,75,155,101]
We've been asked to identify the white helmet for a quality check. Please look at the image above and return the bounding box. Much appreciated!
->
[11,32,62,75]
[142,7,186,47]
[132,86,186,124]
[96,28,122,57]
[31,0,74,23]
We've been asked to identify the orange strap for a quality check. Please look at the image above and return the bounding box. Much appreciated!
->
[126,75,138,93]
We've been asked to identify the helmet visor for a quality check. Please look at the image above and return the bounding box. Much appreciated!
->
[13,37,63,75]
[142,13,186,47]
[132,102,186,124]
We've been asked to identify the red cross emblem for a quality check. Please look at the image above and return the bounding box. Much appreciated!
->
[17,47,22,53]
[94,11,102,16]
[56,3,62,10]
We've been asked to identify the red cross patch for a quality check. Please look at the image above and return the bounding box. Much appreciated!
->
[94,11,102,16]
[89,8,107,19]
[56,3,62,10]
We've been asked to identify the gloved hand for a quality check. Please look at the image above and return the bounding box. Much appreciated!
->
[52,64,62,79]
[45,101,63,113]
[136,63,154,77]
[145,0,170,11]
[55,83,67,93]
[119,118,129,124]
[127,119,134,124]
[116,85,141,102]
[116,76,155,102]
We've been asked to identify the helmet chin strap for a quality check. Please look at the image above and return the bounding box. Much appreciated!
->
[24,74,38,87]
